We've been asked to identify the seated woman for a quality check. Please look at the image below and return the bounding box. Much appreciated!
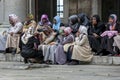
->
[88,15,105,53]
[99,14,120,56]
[19,14,37,51]
[35,14,52,43]
[53,16,61,31]
[113,33,120,56]
[21,28,43,63]
[77,13,90,29]
[22,14,37,33]
[68,26,93,65]
[5,14,23,54]
[68,15,78,35]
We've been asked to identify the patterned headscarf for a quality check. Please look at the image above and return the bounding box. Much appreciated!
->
[9,14,19,24]
[27,14,34,20]
[109,14,117,30]
[64,27,72,35]
[109,14,117,25]
[39,14,51,26]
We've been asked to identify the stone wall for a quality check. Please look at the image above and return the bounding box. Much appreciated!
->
[0,0,27,24]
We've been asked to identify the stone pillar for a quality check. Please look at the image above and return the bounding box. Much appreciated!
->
[92,0,98,15]
[2,0,27,24]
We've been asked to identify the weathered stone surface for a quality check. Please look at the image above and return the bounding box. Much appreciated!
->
[112,57,120,65]
[0,62,49,70]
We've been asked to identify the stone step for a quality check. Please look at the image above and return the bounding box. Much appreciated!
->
[0,53,120,65]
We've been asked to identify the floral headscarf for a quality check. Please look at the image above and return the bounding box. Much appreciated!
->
[27,14,34,20]
[9,14,19,24]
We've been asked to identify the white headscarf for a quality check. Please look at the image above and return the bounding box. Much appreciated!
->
[79,25,88,35]
[9,14,19,24]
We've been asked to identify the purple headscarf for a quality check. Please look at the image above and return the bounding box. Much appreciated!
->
[39,14,51,26]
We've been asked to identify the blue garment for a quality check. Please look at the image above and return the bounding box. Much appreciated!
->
[53,16,61,31]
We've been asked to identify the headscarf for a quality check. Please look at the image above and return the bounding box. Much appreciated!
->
[68,15,79,34]
[77,13,90,26]
[59,26,66,34]
[39,14,51,26]
[64,27,72,35]
[79,25,88,35]
[27,14,34,20]
[53,16,61,31]
[9,14,19,24]
[109,14,117,25]
[109,14,117,30]
[68,15,78,25]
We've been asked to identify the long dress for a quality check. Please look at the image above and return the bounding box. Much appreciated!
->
[72,34,93,62]
[88,23,105,52]
[99,23,120,55]
[6,22,23,53]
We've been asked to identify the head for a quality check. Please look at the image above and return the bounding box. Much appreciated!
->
[26,14,34,21]
[92,15,100,25]
[68,15,78,25]
[53,16,61,24]
[77,13,89,26]
[108,14,117,25]
[78,26,87,35]
[41,14,49,24]
[64,27,72,36]
[9,14,19,26]
[59,26,66,35]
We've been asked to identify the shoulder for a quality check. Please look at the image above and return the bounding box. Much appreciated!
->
[16,22,23,27]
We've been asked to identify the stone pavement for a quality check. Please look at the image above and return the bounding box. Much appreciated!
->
[0,62,120,80]
[1,53,120,65]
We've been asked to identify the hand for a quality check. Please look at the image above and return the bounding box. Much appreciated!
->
[10,32,14,36]
[93,33,99,38]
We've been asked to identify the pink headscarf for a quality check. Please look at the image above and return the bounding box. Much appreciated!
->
[64,27,72,35]
[9,14,19,24]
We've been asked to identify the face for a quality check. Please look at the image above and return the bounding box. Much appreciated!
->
[108,18,114,24]
[53,19,56,24]
[92,17,97,25]
[78,18,80,23]
[9,18,14,26]
[42,18,47,23]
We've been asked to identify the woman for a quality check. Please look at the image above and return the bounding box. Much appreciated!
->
[21,32,43,63]
[5,14,23,54]
[53,16,61,31]
[23,14,37,33]
[36,14,52,29]
[35,14,52,44]
[88,15,105,53]
[68,26,93,65]
[99,14,120,55]
[68,15,78,35]
[19,14,37,51]
[77,13,90,29]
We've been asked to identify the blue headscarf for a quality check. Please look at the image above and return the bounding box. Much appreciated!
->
[53,16,61,31]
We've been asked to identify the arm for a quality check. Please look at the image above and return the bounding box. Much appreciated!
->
[75,35,87,46]
[62,35,74,45]
[13,23,23,34]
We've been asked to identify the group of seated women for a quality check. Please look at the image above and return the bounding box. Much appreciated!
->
[2,13,120,65]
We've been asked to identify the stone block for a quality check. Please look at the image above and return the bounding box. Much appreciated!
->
[112,57,120,65]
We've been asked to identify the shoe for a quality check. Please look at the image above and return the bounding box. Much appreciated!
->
[68,61,79,65]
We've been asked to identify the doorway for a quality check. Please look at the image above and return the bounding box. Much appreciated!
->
[35,0,57,22]
[102,0,120,22]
